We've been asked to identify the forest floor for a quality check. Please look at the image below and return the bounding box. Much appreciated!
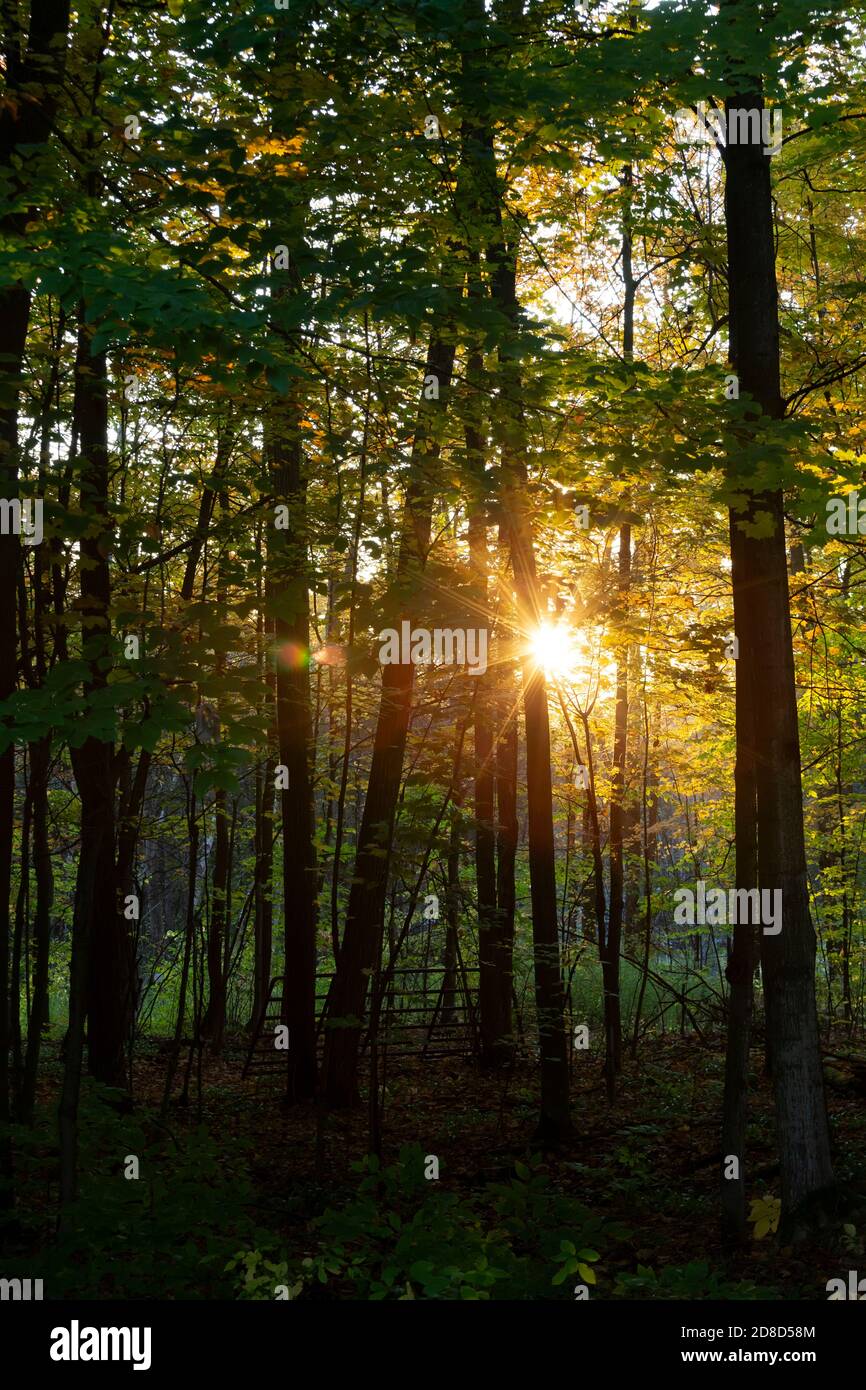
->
[127,1028,866,1299]
[12,1029,866,1300]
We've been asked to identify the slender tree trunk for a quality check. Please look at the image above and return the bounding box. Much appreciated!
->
[20,389,56,1122]
[603,521,630,1095]
[465,346,506,1062]
[469,0,570,1138]
[721,508,758,1239]
[723,61,835,1222]
[330,363,369,960]
[20,736,52,1123]
[321,334,455,1106]
[630,683,657,1055]
[62,324,120,1199]
[203,787,229,1051]
[10,753,33,1104]
[442,792,462,1028]
[269,399,318,1101]
[162,790,198,1113]
[603,165,636,1094]
[0,0,71,1206]
[495,329,572,1138]
[487,189,570,1138]
[834,708,852,1023]
[265,29,319,1103]
[252,754,276,1028]
[69,318,126,1090]
[251,538,276,1028]
[201,489,231,1051]
[516,636,572,1142]
[115,746,151,1063]
[494,659,518,1054]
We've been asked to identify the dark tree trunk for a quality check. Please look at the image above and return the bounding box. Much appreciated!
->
[465,349,507,1063]
[603,521,630,1095]
[20,735,52,1123]
[252,754,276,1029]
[483,133,570,1136]
[269,401,318,1101]
[162,790,199,1114]
[200,489,231,1052]
[62,325,121,1196]
[202,786,229,1051]
[10,753,33,1104]
[251,536,276,1030]
[0,0,71,1205]
[723,64,835,1222]
[321,334,455,1106]
[442,795,462,1028]
[721,508,759,1239]
[470,0,570,1139]
[69,320,127,1090]
[264,29,319,1103]
[494,662,518,1052]
[115,747,151,1039]
[20,393,56,1123]
[602,166,636,1093]
[493,299,571,1139]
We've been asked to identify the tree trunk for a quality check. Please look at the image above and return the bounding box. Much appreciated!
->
[465,346,507,1063]
[161,789,198,1113]
[494,662,518,1047]
[10,751,33,1103]
[603,169,635,1093]
[442,793,462,1028]
[603,521,630,1095]
[482,139,570,1137]
[202,786,229,1051]
[69,318,127,1090]
[0,0,71,1205]
[62,322,120,1197]
[115,746,151,1041]
[721,507,759,1238]
[269,400,318,1101]
[252,754,276,1029]
[321,334,455,1106]
[723,67,835,1222]
[20,735,53,1123]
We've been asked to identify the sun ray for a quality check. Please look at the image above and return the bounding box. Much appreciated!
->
[527,621,581,679]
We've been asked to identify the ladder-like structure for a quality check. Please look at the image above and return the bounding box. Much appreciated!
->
[243,965,480,1081]
[242,976,290,1080]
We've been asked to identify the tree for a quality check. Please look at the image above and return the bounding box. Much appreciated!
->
[0,0,71,1203]
[721,2,835,1223]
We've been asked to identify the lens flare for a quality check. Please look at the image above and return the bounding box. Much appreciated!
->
[276,641,310,670]
[312,644,346,667]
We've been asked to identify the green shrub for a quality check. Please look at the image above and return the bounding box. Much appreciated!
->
[230,1147,627,1301]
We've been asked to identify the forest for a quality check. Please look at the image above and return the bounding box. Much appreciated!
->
[2,0,866,1319]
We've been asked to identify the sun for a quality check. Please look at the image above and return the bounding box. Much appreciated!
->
[529,621,580,679]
